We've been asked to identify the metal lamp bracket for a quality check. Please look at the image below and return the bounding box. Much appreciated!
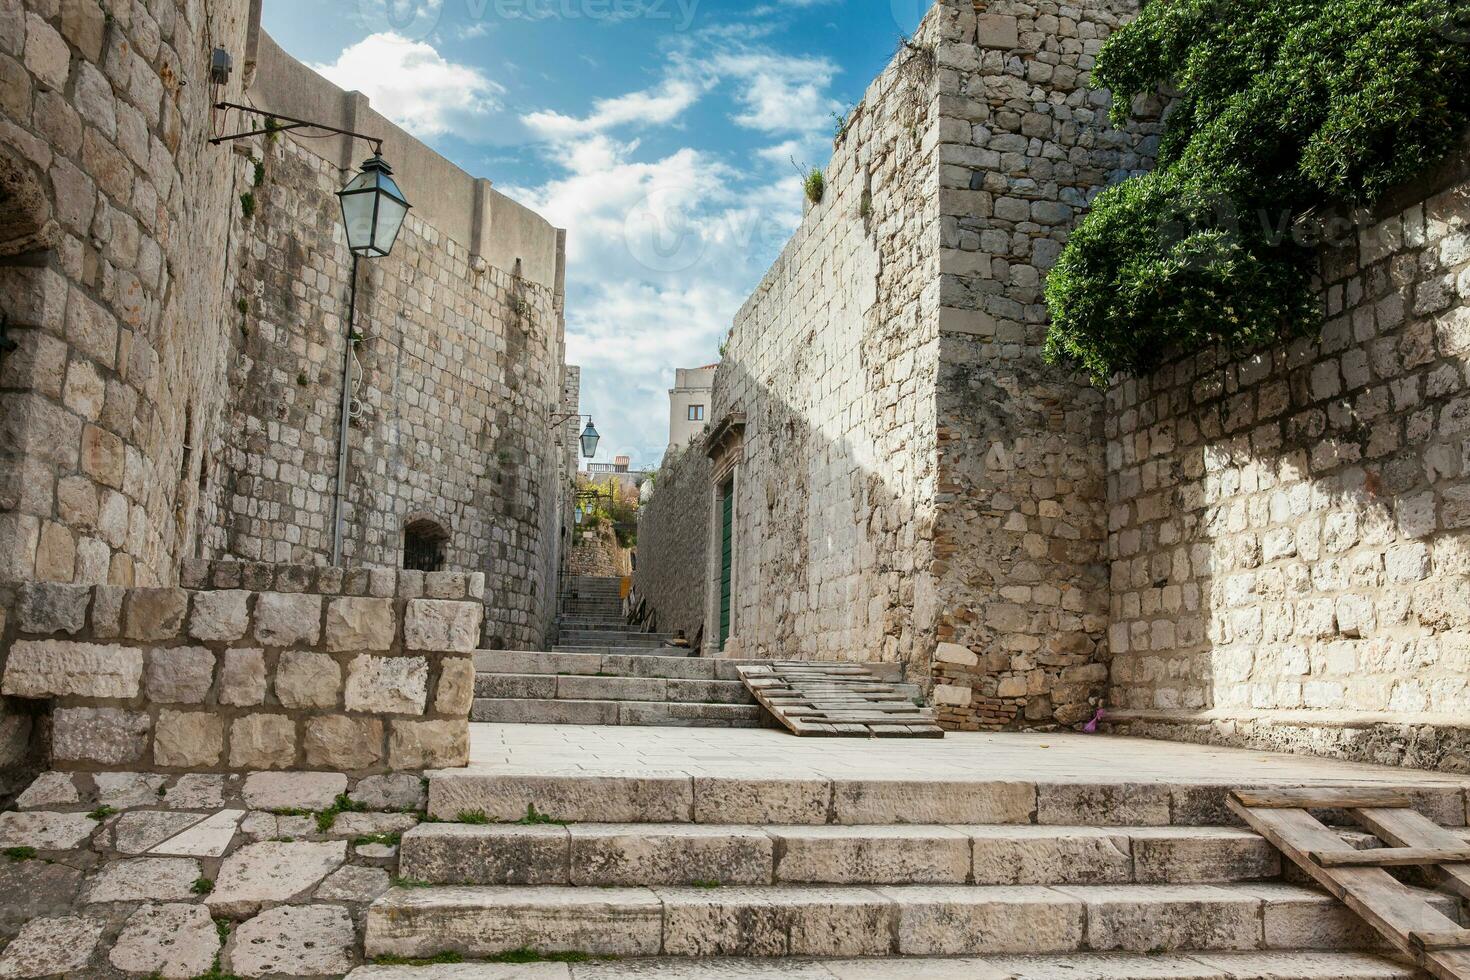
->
[210,101,384,154]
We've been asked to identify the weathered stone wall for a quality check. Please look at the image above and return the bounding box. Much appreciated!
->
[703,7,943,670]
[0,0,254,586]
[634,443,709,640]
[1106,169,1470,771]
[670,0,1154,726]
[566,522,631,578]
[211,34,568,651]
[0,576,479,774]
[926,0,1157,729]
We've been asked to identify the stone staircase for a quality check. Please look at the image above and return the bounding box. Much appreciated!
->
[470,649,769,726]
[355,768,1444,978]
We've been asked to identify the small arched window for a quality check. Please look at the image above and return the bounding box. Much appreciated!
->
[403,519,448,572]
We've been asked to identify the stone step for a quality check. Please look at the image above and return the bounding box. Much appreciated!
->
[364,882,1443,960]
[470,698,765,727]
[475,673,753,705]
[557,634,676,648]
[346,951,1421,979]
[426,771,1470,828]
[559,623,675,635]
[398,823,1281,887]
[553,645,695,656]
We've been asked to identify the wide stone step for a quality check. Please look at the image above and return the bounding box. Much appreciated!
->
[558,631,676,644]
[475,673,753,705]
[553,645,694,656]
[398,823,1281,887]
[475,650,723,678]
[559,622,673,634]
[364,882,1439,959]
[346,951,1420,979]
[470,698,765,727]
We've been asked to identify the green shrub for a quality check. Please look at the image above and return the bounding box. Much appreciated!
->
[1044,0,1470,385]
[804,168,825,204]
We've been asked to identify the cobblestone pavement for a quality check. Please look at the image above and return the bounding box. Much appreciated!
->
[0,769,424,977]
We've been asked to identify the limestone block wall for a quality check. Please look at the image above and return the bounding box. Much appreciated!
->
[210,33,568,651]
[634,444,710,640]
[704,8,943,670]
[565,523,631,578]
[0,577,479,775]
[0,0,255,587]
[1106,170,1470,771]
[926,0,1157,729]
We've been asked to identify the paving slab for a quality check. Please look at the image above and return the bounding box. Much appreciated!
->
[108,903,220,978]
[0,915,104,977]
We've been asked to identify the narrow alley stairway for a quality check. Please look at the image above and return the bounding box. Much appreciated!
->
[473,575,800,727]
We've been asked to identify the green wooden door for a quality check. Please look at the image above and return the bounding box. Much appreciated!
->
[719,479,733,649]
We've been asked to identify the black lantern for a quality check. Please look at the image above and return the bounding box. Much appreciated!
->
[337,154,411,258]
[579,419,600,459]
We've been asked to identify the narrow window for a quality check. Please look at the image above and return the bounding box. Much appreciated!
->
[688,404,705,421]
[180,403,193,480]
[403,519,448,572]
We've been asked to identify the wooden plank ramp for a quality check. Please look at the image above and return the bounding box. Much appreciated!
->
[1229,787,1470,980]
[737,662,943,737]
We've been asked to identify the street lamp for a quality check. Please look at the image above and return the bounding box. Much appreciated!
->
[551,413,601,459]
[579,419,600,459]
[330,153,412,564]
[338,154,411,258]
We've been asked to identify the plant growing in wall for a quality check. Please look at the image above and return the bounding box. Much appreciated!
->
[1043,0,1470,386]
[804,168,826,204]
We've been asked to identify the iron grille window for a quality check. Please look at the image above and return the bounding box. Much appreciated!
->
[403,520,447,572]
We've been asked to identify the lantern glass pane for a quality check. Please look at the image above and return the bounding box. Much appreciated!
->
[339,189,377,253]
[372,195,409,254]
[580,422,600,459]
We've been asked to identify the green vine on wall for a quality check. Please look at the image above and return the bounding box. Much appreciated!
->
[1043,0,1470,386]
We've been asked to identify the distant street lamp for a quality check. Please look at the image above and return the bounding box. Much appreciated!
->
[329,154,412,565]
[551,413,601,459]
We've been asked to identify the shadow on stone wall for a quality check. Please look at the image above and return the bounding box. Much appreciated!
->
[1106,176,1470,771]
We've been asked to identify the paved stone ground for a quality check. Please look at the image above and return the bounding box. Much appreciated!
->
[0,769,424,978]
[462,725,1470,792]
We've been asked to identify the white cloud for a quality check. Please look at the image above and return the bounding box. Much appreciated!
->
[310,33,504,139]
[507,37,840,464]
[710,50,841,135]
[523,75,710,140]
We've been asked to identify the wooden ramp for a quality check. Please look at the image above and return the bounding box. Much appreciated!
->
[1229,787,1470,980]
[737,662,943,737]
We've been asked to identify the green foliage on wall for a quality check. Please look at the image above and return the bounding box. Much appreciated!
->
[1043,0,1470,385]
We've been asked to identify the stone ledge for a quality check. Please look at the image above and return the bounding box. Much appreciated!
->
[178,559,486,602]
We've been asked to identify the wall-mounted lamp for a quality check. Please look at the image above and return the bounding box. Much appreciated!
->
[551,413,601,459]
[210,102,411,567]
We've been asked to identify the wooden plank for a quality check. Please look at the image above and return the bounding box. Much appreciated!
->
[1355,806,1470,903]
[1412,930,1470,952]
[738,662,941,738]
[1310,846,1470,868]
[1232,787,1413,810]
[1230,798,1470,980]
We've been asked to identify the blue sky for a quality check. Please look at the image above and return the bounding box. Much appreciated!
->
[262,0,926,468]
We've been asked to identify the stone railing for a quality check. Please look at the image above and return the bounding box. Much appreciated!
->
[0,581,480,775]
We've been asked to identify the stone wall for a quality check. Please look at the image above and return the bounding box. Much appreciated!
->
[634,443,709,640]
[0,0,255,586]
[926,0,1156,729]
[646,0,1153,730]
[1105,168,1470,771]
[209,32,568,651]
[701,6,943,670]
[0,576,479,775]
[566,522,631,578]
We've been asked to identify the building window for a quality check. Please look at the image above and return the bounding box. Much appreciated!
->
[688,404,705,421]
[403,519,448,572]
